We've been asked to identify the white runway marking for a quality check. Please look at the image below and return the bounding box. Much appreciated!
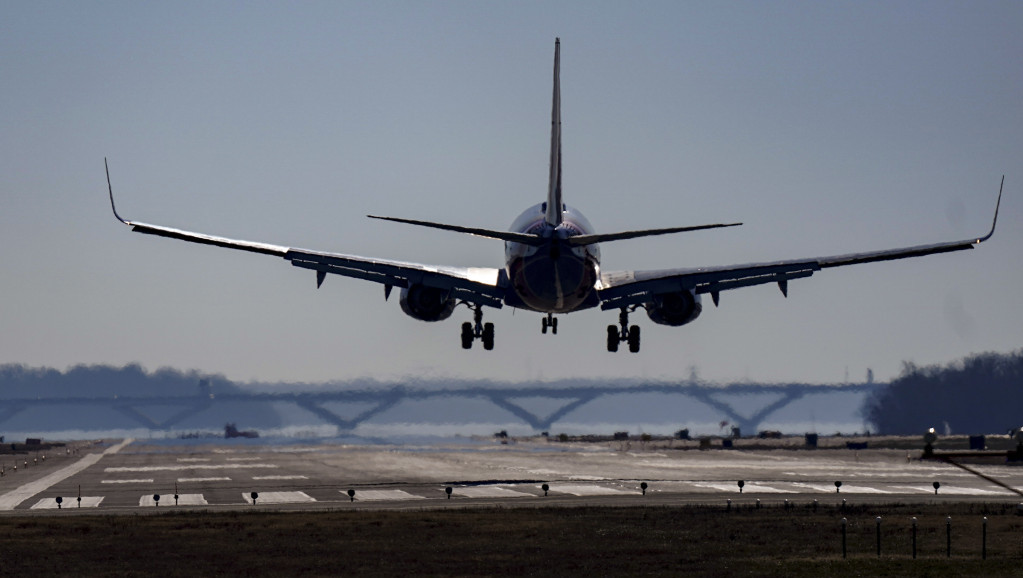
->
[252,475,307,481]
[790,482,888,494]
[243,491,315,504]
[226,457,262,462]
[932,486,1013,496]
[178,477,231,483]
[177,458,211,462]
[139,494,208,507]
[547,484,631,496]
[348,489,425,501]
[690,482,794,494]
[452,486,533,498]
[102,479,154,484]
[885,485,937,495]
[0,439,132,511]
[105,464,278,472]
[30,496,104,509]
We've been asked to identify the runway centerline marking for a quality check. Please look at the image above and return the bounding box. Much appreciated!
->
[105,464,278,472]
[101,479,154,484]
[252,475,307,481]
[178,477,231,483]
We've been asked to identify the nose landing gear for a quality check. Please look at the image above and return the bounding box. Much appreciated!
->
[460,303,494,350]
[541,313,558,335]
[607,307,640,353]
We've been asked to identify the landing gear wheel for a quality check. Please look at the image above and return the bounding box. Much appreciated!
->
[460,322,473,349]
[627,325,641,353]
[482,322,495,350]
[606,325,619,352]
[541,317,548,334]
[551,317,558,335]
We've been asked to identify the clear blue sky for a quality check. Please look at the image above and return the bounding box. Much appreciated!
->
[2,1,1021,386]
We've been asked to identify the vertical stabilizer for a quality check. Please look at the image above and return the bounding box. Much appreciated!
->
[545,38,563,228]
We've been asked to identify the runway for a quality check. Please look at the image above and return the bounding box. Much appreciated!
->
[1,437,1021,514]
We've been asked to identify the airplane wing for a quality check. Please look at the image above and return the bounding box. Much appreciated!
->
[598,178,1003,310]
[106,161,505,308]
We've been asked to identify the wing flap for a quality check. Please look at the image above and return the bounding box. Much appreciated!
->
[287,249,505,307]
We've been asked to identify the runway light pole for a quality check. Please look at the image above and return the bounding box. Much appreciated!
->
[841,518,847,559]
[946,516,952,558]
[542,483,549,496]
[875,516,882,558]
[982,516,987,560]
[911,517,917,559]
[347,489,355,502]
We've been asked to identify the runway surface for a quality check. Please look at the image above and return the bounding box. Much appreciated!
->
[1,438,1021,515]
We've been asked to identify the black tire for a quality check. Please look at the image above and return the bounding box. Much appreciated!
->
[482,322,495,350]
[552,317,558,335]
[606,325,619,352]
[541,317,548,334]
[461,322,473,349]
[628,325,641,353]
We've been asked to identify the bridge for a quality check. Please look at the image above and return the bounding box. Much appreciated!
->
[0,381,878,437]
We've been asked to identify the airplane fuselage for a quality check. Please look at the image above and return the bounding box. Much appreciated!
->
[504,202,601,313]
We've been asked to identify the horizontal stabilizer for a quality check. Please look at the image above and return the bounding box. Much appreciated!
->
[368,215,546,245]
[567,222,742,246]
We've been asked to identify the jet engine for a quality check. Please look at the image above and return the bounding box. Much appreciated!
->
[644,290,702,327]
[399,284,457,322]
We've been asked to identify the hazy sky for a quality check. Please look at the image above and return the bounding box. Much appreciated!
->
[2,1,1021,386]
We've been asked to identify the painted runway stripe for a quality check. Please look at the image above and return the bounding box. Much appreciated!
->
[139,494,208,507]
[30,497,104,509]
[689,482,794,494]
[178,477,231,483]
[788,483,889,494]
[348,489,425,501]
[177,458,211,462]
[0,438,133,511]
[226,457,262,462]
[102,479,154,484]
[243,491,315,505]
[252,475,307,481]
[452,486,533,498]
[105,464,278,472]
[546,484,631,496]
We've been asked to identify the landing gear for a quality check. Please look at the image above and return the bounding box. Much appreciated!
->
[541,313,558,335]
[460,304,494,350]
[607,307,641,353]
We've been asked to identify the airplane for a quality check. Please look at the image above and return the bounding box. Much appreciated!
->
[107,38,1003,354]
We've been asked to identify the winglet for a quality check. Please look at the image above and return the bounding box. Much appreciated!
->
[975,175,1004,244]
[544,38,563,228]
[105,158,129,225]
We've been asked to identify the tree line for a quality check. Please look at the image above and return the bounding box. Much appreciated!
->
[862,350,1023,435]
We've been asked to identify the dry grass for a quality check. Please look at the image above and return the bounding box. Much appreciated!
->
[1,502,1020,577]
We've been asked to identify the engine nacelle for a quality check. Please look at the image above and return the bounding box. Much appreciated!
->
[399,284,457,322]
[644,290,702,327]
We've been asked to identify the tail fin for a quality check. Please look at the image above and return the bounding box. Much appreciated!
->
[545,38,563,228]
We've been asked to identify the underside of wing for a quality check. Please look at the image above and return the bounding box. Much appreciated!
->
[599,178,1003,310]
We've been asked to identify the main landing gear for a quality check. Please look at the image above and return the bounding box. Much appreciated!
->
[460,303,494,350]
[541,312,558,335]
[607,307,640,353]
